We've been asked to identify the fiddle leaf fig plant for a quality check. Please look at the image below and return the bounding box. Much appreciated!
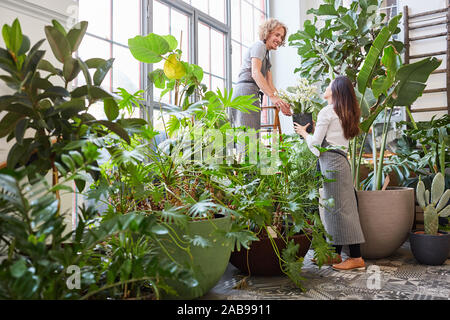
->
[288,0,403,90]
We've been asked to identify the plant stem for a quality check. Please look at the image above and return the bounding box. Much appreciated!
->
[371,127,377,190]
[375,108,393,190]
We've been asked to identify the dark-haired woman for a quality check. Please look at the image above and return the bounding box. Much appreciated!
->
[294,76,366,271]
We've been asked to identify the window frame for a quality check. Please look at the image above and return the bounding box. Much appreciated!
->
[145,0,268,126]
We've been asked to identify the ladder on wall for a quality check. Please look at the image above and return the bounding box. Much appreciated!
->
[403,2,450,115]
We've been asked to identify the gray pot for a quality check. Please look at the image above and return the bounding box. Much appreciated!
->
[356,187,415,259]
[409,231,450,265]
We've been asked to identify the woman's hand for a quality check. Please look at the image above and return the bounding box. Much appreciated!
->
[294,122,310,139]
[272,96,292,116]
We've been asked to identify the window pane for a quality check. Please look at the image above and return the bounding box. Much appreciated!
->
[253,0,265,12]
[79,0,111,40]
[203,73,211,90]
[254,8,264,42]
[231,0,241,41]
[232,41,242,83]
[241,1,254,46]
[191,0,208,14]
[198,23,210,73]
[211,75,224,93]
[77,35,111,90]
[171,8,190,61]
[209,0,225,23]
[211,29,224,77]
[113,44,141,93]
[113,0,141,45]
[153,0,170,35]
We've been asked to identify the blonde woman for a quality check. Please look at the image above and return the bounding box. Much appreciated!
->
[229,18,292,130]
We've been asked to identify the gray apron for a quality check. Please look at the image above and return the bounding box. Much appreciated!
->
[318,140,366,245]
[229,49,271,130]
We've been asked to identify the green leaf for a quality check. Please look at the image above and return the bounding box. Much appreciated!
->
[51,19,67,36]
[307,4,339,16]
[44,25,72,63]
[17,35,30,56]
[393,57,441,106]
[4,19,23,55]
[74,178,86,193]
[128,33,170,64]
[150,224,169,235]
[96,120,131,144]
[14,118,29,145]
[162,35,178,51]
[148,69,167,89]
[357,14,402,95]
[61,154,75,171]
[37,59,60,74]
[93,58,114,86]
[77,58,92,87]
[10,259,27,278]
[66,21,88,52]
[68,150,84,166]
[63,56,81,82]
[0,112,24,138]
[85,58,107,69]
[104,98,119,121]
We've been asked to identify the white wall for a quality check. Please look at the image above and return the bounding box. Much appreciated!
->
[0,0,78,233]
[269,0,449,127]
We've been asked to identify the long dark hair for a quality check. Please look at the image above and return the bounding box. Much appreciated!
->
[331,76,361,140]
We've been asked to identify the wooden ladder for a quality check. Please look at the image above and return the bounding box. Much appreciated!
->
[403,2,450,115]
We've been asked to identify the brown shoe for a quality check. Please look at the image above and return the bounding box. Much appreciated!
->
[311,254,342,265]
[332,257,365,271]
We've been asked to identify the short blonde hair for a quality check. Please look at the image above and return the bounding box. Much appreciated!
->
[259,18,288,46]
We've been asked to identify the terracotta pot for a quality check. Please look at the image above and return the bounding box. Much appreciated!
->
[229,233,311,276]
[356,187,415,259]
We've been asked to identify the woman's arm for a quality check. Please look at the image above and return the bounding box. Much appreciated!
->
[294,109,330,157]
[251,58,291,115]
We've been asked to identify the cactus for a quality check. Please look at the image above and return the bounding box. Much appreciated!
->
[416,173,450,235]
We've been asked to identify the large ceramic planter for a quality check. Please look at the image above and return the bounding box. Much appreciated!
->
[159,215,233,300]
[229,233,311,276]
[409,231,450,265]
[356,187,415,259]
[319,187,414,259]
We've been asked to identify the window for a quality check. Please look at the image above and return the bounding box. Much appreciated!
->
[379,0,398,22]
[77,0,268,129]
[230,0,267,84]
[77,0,142,119]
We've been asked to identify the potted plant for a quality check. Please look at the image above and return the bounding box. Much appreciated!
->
[226,134,334,288]
[409,173,450,265]
[118,32,261,299]
[279,78,325,133]
[0,19,196,300]
[352,13,441,259]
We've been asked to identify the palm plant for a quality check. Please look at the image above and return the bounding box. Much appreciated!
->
[354,13,441,190]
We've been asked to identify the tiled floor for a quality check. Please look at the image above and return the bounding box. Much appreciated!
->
[201,241,450,300]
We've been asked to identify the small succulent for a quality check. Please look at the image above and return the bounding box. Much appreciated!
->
[416,173,450,235]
